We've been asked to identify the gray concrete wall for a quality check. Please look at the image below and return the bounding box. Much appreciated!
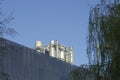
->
[0,37,76,80]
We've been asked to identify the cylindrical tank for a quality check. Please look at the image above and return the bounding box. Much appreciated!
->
[35,41,42,52]
[50,40,56,57]
[59,45,65,61]
[71,56,73,64]
[69,47,73,64]
[65,47,69,62]
[50,40,55,45]
[55,40,59,58]
[36,41,42,48]
[50,46,56,57]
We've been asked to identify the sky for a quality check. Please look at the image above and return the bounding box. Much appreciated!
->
[1,0,98,66]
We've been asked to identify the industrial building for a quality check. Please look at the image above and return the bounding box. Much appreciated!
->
[35,40,73,64]
[0,37,76,80]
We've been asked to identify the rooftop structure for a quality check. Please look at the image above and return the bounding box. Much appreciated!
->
[35,40,73,64]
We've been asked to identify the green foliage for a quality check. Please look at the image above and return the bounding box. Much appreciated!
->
[68,65,95,80]
[87,0,120,80]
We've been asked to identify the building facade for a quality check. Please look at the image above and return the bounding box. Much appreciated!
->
[0,37,76,80]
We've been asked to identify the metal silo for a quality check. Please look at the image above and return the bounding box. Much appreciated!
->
[64,47,73,64]
[65,47,69,62]
[35,40,73,64]
[69,47,73,64]
[50,40,56,57]
[35,41,42,53]
[55,40,59,58]
[59,45,65,61]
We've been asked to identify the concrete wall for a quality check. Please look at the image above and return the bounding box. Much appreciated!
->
[0,37,76,80]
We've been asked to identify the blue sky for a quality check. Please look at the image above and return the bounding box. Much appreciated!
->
[1,0,98,66]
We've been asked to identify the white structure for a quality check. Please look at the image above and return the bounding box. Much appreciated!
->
[50,40,56,57]
[45,40,73,64]
[59,45,65,60]
[35,40,73,64]
[35,41,42,53]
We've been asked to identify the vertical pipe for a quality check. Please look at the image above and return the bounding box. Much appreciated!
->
[56,40,59,58]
